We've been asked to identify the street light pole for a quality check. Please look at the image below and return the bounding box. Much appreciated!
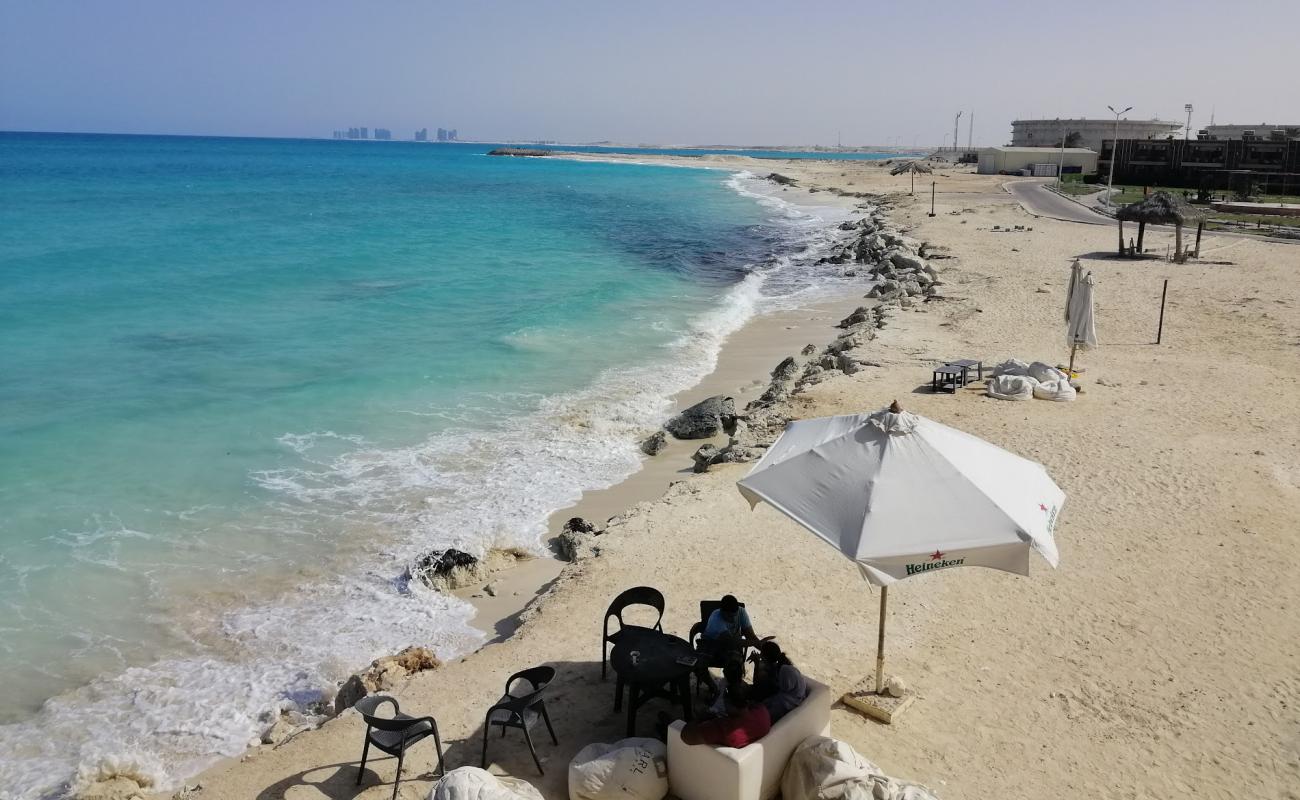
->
[1184,103,1194,141]
[953,111,963,155]
[1106,104,1133,208]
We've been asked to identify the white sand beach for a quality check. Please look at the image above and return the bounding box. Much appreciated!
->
[136,157,1300,800]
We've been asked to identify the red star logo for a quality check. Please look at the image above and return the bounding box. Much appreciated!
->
[1039,504,1048,512]
[930,550,945,561]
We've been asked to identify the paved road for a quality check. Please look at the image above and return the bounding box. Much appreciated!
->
[1005,179,1112,226]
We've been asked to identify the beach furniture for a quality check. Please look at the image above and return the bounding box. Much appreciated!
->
[354,695,445,800]
[944,358,984,383]
[737,403,1064,722]
[688,599,759,696]
[666,677,831,800]
[930,364,966,393]
[610,627,696,737]
[481,666,559,776]
[601,586,665,679]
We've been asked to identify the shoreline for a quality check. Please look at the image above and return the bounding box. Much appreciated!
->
[107,154,1300,800]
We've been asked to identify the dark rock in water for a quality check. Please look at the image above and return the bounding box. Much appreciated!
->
[771,356,800,382]
[801,343,818,356]
[665,395,736,440]
[335,674,368,716]
[487,147,551,157]
[563,517,598,535]
[692,444,722,473]
[766,172,797,186]
[408,549,477,587]
[640,430,668,456]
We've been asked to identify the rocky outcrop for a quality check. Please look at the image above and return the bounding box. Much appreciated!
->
[691,444,722,473]
[407,547,530,592]
[664,395,736,439]
[556,517,602,562]
[487,148,551,157]
[333,646,443,715]
[766,172,797,186]
[639,430,667,456]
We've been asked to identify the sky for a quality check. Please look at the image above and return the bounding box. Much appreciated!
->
[2,0,1297,146]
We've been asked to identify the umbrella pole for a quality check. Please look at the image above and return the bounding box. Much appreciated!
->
[875,586,888,694]
[1068,341,1078,374]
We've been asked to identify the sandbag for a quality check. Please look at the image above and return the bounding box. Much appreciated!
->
[568,737,667,800]
[432,766,544,800]
[987,374,1037,401]
[990,358,1030,377]
[781,735,879,800]
[1028,361,1068,384]
[1033,378,1077,402]
[781,736,942,800]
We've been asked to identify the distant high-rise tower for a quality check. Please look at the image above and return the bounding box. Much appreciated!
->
[448,129,458,141]
[436,127,448,142]
[415,128,428,142]
[359,127,368,139]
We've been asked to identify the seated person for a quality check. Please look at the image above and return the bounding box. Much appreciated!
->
[705,655,749,718]
[750,640,809,723]
[677,681,771,748]
[699,594,761,666]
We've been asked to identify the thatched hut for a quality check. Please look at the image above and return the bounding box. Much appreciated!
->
[889,160,933,176]
[1115,191,1209,262]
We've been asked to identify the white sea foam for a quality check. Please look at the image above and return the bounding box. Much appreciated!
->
[0,168,871,800]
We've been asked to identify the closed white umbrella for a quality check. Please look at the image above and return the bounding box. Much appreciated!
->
[737,403,1063,704]
[1067,271,1097,373]
[1066,259,1084,323]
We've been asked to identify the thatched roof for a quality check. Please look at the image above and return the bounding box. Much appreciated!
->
[1115,191,1208,225]
[889,160,933,176]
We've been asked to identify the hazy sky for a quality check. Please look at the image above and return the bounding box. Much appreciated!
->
[2,0,1297,146]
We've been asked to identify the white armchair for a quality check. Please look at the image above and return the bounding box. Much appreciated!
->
[666,678,831,800]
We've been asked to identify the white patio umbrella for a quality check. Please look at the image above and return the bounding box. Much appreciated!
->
[737,403,1063,697]
[1065,259,1084,323]
[1067,271,1097,374]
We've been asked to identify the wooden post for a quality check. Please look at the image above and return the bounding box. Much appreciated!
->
[1194,221,1204,257]
[1174,223,1184,263]
[1118,219,1125,255]
[1137,221,1146,254]
[928,181,936,217]
[875,586,889,694]
[1157,279,1169,344]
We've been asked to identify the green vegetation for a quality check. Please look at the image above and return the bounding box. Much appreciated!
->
[1206,213,1300,230]
[1055,182,1103,196]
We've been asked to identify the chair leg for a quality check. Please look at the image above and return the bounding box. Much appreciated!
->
[434,726,446,778]
[540,703,558,745]
[522,723,544,776]
[392,749,404,800]
[601,641,607,680]
[481,721,492,769]
[356,737,371,785]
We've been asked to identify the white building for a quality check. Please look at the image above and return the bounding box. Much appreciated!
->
[977,147,1099,176]
[1203,123,1300,141]
[1012,118,1181,152]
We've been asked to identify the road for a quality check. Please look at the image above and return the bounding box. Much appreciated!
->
[1005,179,1112,226]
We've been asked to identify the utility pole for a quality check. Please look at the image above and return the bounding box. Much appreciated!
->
[1106,104,1133,208]
[967,110,974,150]
[953,111,963,154]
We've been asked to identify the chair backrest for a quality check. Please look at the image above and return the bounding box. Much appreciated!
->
[497,665,556,712]
[604,586,665,634]
[355,695,423,733]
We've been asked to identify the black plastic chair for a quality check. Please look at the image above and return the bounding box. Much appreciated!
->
[354,695,444,800]
[481,666,558,775]
[601,586,665,679]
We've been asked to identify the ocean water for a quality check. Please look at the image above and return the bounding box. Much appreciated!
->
[0,133,856,797]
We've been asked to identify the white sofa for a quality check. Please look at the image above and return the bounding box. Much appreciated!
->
[666,678,831,800]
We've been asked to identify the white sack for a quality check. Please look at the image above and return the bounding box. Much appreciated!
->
[987,374,1037,401]
[781,736,943,800]
[1033,378,1077,402]
[568,738,667,800]
[990,358,1030,377]
[1028,361,1068,383]
[432,767,544,800]
[781,735,880,800]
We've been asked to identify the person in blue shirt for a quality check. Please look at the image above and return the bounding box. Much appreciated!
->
[700,594,761,663]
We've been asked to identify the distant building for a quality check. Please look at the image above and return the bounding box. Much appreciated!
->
[1201,123,1300,141]
[436,128,447,142]
[977,146,1098,176]
[359,127,368,139]
[448,129,458,141]
[1011,118,1181,152]
[1102,137,1300,196]
[415,128,428,142]
[374,128,392,140]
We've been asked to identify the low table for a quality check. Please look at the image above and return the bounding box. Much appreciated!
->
[610,628,696,736]
[931,365,965,394]
[945,359,984,382]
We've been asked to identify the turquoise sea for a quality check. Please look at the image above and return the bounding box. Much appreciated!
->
[0,133,860,797]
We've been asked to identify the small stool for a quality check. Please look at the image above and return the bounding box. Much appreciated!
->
[931,365,964,394]
[945,359,983,383]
